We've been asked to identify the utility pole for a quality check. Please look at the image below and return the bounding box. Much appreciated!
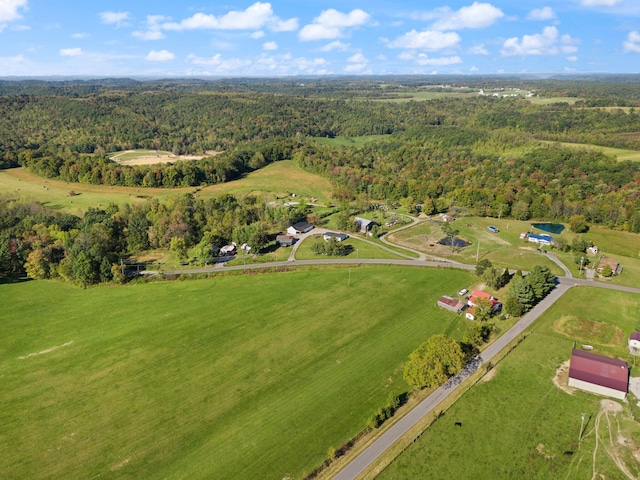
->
[579,412,585,441]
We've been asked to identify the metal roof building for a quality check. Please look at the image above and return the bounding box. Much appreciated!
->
[567,349,629,400]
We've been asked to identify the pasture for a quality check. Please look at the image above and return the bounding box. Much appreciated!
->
[0,266,474,480]
[378,287,640,480]
[539,141,640,162]
[293,234,408,261]
[0,161,334,214]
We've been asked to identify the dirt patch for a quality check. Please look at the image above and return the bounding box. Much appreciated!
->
[600,399,623,413]
[480,368,498,383]
[552,360,576,394]
[553,315,625,347]
[536,443,554,459]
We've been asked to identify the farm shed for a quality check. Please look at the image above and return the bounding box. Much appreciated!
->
[354,217,380,234]
[629,332,640,355]
[287,221,314,236]
[437,296,466,314]
[567,349,629,400]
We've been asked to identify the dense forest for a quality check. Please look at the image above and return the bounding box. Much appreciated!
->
[1,76,640,284]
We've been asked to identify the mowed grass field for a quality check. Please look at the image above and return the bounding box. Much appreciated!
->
[0,160,334,215]
[378,287,640,480]
[1,266,474,480]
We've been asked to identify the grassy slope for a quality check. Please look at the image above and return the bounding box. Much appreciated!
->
[378,287,640,480]
[538,140,640,162]
[0,266,474,480]
[0,160,334,215]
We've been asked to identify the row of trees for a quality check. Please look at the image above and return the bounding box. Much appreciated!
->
[0,193,309,286]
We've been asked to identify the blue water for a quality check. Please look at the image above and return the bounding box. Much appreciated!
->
[438,237,470,248]
[531,223,565,234]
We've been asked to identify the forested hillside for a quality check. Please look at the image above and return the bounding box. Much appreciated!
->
[1,77,640,285]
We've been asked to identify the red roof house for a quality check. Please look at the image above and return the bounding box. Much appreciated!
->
[567,349,629,400]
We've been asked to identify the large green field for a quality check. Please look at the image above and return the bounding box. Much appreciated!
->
[1,266,474,480]
[0,160,333,214]
[378,287,640,480]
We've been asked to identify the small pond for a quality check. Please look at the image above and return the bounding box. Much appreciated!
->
[438,237,470,248]
[531,222,565,234]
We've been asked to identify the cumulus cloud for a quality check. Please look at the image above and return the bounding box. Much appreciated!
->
[299,8,370,41]
[133,15,168,40]
[623,31,640,53]
[320,40,350,52]
[100,11,131,27]
[468,44,489,55]
[431,2,504,31]
[399,50,462,66]
[146,50,174,61]
[0,0,27,23]
[72,32,90,39]
[250,30,265,39]
[580,0,621,6]
[527,7,556,21]
[501,26,578,56]
[186,53,252,72]
[161,2,297,32]
[263,41,277,50]
[388,29,460,51]
[345,53,368,72]
[59,48,83,57]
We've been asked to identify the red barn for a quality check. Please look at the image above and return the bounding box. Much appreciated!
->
[568,349,629,400]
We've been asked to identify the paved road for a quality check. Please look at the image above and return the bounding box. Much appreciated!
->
[148,228,640,480]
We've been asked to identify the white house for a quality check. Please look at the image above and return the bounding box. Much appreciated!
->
[287,221,314,236]
[629,332,640,355]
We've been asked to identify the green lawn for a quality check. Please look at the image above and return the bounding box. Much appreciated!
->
[294,235,408,261]
[390,217,564,275]
[378,287,640,480]
[1,266,474,480]
[313,134,391,148]
[0,161,334,215]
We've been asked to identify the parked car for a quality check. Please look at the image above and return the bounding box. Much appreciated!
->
[458,288,468,296]
[487,226,499,233]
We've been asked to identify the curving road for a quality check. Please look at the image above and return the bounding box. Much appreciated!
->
[147,221,640,480]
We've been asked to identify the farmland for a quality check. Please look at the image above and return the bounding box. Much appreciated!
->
[0,266,474,480]
[378,287,640,480]
[0,160,333,215]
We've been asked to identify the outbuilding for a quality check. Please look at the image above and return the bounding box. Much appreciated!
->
[629,332,640,355]
[276,235,296,247]
[567,349,629,400]
[437,296,466,314]
[287,221,314,236]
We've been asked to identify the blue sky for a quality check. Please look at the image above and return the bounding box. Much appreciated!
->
[1,0,640,76]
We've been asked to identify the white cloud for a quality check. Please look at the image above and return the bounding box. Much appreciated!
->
[501,26,578,56]
[348,53,367,63]
[623,31,640,53]
[320,40,350,52]
[415,54,462,66]
[299,8,370,41]
[186,53,223,66]
[186,53,252,72]
[10,24,29,31]
[0,0,27,23]
[430,2,504,31]
[72,33,90,39]
[469,44,489,55]
[388,29,460,51]
[146,50,174,61]
[250,30,265,39]
[580,0,621,6]
[100,11,131,27]
[527,7,556,21]
[133,30,165,40]
[161,2,297,32]
[263,41,277,50]
[567,55,578,61]
[59,48,83,57]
